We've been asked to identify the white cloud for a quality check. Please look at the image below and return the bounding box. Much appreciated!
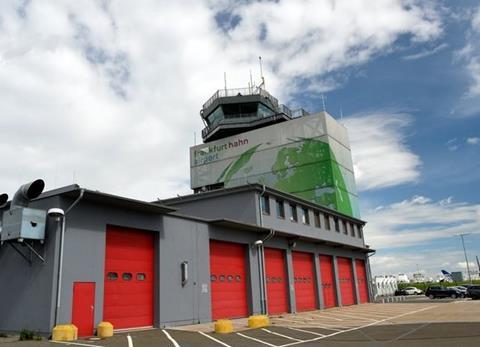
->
[343,112,421,191]
[467,137,480,145]
[363,195,480,249]
[402,42,448,61]
[0,1,443,200]
[446,138,459,151]
[453,6,480,116]
[370,249,479,278]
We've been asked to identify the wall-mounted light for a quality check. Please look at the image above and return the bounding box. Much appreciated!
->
[181,261,188,287]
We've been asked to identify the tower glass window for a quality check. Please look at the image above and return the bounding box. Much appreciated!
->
[206,107,224,127]
[314,212,321,228]
[258,103,275,119]
[276,199,285,218]
[261,195,270,215]
[302,207,310,225]
[290,204,298,222]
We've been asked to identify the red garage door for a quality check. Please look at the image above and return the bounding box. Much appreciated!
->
[337,257,355,306]
[104,226,154,329]
[264,248,288,315]
[210,240,248,320]
[355,259,369,303]
[292,251,317,312]
[319,255,337,308]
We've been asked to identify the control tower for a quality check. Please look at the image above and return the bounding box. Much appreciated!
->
[201,86,309,143]
[192,86,360,218]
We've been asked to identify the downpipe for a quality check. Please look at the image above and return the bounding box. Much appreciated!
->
[53,189,85,326]
[366,250,376,303]
[255,236,275,314]
[257,186,275,315]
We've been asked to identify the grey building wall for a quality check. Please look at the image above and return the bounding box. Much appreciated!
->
[1,189,372,334]
[158,215,211,326]
[54,196,165,328]
[59,198,217,329]
[164,191,257,224]
[258,193,366,249]
[0,197,60,334]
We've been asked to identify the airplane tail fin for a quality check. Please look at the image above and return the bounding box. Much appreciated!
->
[441,270,453,281]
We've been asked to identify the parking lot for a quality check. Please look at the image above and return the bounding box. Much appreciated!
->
[3,297,480,347]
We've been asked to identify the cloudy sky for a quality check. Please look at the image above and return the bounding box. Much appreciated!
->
[1,0,479,278]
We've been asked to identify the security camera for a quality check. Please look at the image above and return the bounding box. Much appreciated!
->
[47,208,65,219]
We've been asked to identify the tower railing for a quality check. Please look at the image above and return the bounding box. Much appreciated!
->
[202,86,279,112]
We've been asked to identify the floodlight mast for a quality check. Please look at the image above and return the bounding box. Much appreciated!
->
[459,233,472,283]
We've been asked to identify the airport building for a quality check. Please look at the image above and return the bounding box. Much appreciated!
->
[0,86,373,337]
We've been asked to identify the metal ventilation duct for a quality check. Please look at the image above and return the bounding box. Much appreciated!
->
[10,179,45,210]
[0,193,8,208]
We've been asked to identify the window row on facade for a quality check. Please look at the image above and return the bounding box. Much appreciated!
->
[261,194,363,239]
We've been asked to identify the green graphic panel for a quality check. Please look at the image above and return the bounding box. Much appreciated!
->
[190,113,360,218]
[214,138,358,217]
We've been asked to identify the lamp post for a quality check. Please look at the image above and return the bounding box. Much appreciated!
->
[459,233,472,283]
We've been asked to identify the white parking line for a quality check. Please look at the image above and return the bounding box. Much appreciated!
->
[51,342,104,347]
[338,309,415,318]
[127,334,133,347]
[198,331,232,347]
[387,322,431,342]
[237,332,277,347]
[307,312,343,321]
[343,307,410,314]
[453,300,470,304]
[162,330,181,347]
[287,327,325,337]
[261,328,303,342]
[277,305,437,347]
[273,317,343,330]
[311,311,378,321]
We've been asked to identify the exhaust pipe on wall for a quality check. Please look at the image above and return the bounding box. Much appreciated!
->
[10,179,45,210]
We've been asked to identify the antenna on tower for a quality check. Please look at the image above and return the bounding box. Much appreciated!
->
[224,72,227,94]
[321,93,327,112]
[340,106,344,120]
[249,69,254,91]
[259,56,265,89]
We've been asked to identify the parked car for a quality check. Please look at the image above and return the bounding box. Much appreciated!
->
[394,288,407,296]
[450,286,467,298]
[467,285,480,299]
[404,287,423,295]
[425,286,460,299]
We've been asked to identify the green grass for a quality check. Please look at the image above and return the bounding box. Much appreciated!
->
[19,329,42,341]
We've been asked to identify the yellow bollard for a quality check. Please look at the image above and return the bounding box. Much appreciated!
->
[52,324,78,341]
[214,319,234,334]
[248,315,269,328]
[97,322,114,338]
